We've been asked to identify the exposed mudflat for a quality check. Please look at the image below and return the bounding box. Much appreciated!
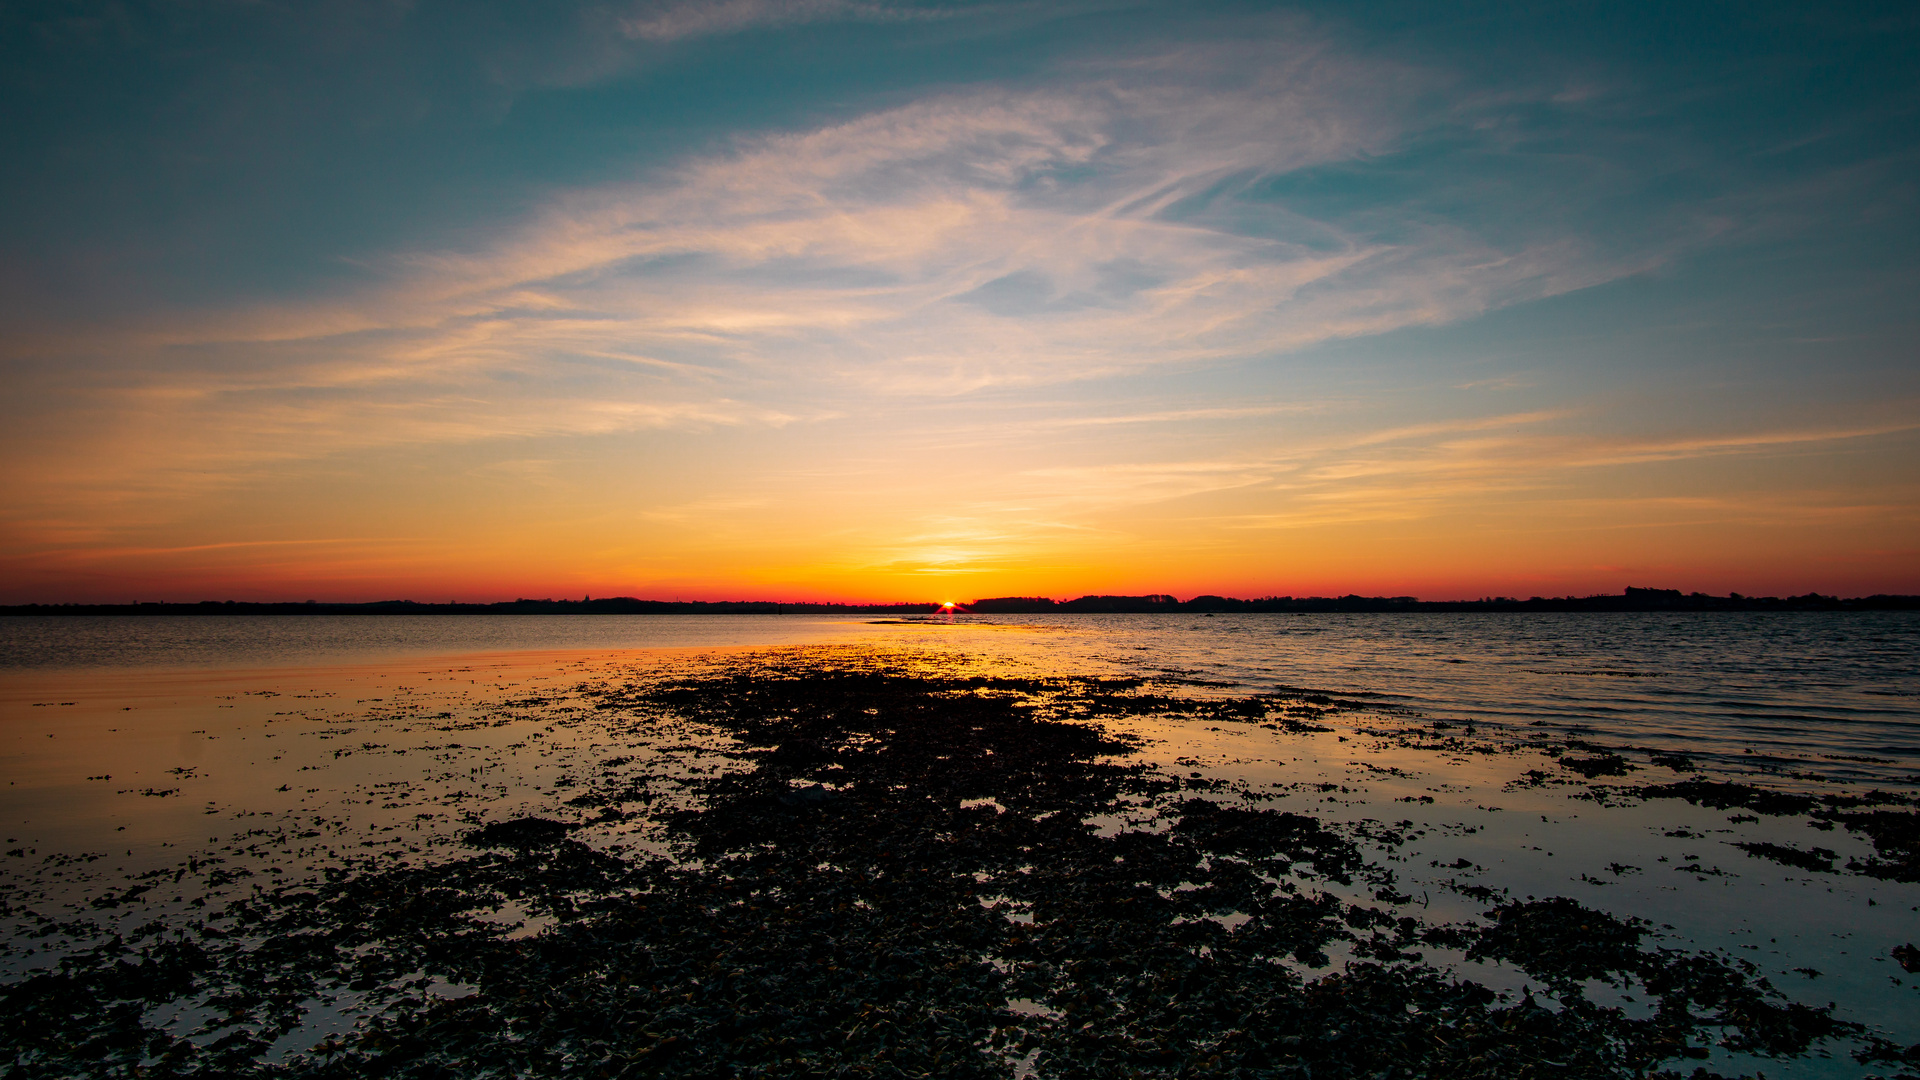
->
[1,645,1916,1078]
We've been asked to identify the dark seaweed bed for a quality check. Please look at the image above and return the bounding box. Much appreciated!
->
[3,656,1917,1078]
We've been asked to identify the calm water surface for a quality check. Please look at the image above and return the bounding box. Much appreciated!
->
[6,612,1915,780]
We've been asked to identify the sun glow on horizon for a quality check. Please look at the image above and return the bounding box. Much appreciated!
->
[1,4,1915,604]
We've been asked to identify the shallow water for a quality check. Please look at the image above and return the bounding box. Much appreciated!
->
[0,613,878,671]
[1,613,1916,1077]
[6,612,1915,780]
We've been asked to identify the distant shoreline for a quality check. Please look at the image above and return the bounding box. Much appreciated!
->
[3,587,1917,615]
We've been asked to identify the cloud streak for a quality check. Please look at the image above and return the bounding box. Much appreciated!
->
[40,38,1658,433]
[618,0,980,41]
[13,11,1906,600]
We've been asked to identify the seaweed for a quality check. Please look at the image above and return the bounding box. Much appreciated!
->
[1730,842,1836,873]
[1824,810,1920,882]
[0,660,1870,1078]
[462,817,578,850]
[1854,1035,1920,1080]
[1623,781,1820,816]
[1467,898,1647,991]
[1560,754,1634,778]
[1894,945,1920,975]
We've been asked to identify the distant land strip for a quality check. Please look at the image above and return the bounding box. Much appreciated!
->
[3,587,1917,615]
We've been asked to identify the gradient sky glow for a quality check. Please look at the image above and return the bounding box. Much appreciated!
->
[2,0,1916,603]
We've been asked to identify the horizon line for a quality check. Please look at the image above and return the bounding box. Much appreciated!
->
[6,586,1918,612]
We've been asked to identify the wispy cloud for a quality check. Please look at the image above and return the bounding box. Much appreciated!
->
[944,413,1920,532]
[0,27,1793,577]
[1055,404,1315,427]
[87,39,1645,408]
[618,0,958,42]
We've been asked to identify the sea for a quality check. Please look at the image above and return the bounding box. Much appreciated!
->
[2,612,1916,1075]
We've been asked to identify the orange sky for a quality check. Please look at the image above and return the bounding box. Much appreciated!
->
[3,5,1916,604]
[6,401,1913,602]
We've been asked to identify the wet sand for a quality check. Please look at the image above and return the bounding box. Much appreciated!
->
[1,638,1915,1078]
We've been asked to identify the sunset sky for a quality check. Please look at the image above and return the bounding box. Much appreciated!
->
[2,1,1916,603]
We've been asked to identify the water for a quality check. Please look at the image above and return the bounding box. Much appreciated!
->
[991,611,1920,784]
[2,612,1916,1076]
[0,613,876,670]
[7,612,1914,781]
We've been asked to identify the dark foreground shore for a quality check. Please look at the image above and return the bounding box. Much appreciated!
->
[2,650,1916,1078]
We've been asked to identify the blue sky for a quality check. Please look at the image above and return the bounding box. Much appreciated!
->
[2,0,1916,601]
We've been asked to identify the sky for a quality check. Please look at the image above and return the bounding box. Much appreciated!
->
[1,0,1916,604]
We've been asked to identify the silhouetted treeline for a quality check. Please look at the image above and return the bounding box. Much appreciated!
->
[3,587,1916,616]
[0,598,939,616]
[966,586,1920,613]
